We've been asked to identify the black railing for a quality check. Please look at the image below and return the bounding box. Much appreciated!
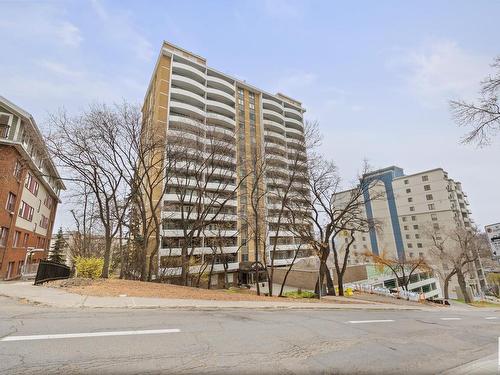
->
[34,260,71,285]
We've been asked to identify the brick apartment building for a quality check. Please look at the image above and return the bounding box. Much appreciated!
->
[0,95,65,280]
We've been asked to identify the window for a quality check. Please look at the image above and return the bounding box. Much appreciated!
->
[426,194,433,201]
[407,243,413,248]
[408,197,413,203]
[404,179,409,185]
[428,204,435,210]
[5,192,16,212]
[0,227,9,247]
[18,201,34,221]
[431,213,438,221]
[409,252,414,258]
[13,160,23,180]
[39,215,49,229]
[406,188,411,193]
[411,215,416,221]
[404,225,409,230]
[415,234,420,239]
[417,243,423,248]
[44,195,54,210]
[402,217,407,222]
[0,112,12,138]
[410,206,415,212]
[413,225,419,230]
[23,233,29,247]
[419,252,424,257]
[424,184,431,191]
[433,223,440,230]
[405,234,410,239]
[422,175,429,182]
[25,173,39,196]
[13,231,20,247]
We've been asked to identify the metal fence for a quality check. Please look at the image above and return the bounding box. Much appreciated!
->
[34,260,71,285]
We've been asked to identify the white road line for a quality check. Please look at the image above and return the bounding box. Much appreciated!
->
[440,318,462,321]
[0,328,181,342]
[347,320,395,324]
[484,317,497,320]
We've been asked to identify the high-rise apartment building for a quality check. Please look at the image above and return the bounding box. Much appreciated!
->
[0,96,65,280]
[142,41,310,286]
[334,166,487,298]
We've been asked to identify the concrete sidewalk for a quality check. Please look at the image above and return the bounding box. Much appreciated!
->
[0,281,442,310]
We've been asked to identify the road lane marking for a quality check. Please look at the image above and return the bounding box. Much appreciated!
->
[347,320,394,324]
[484,317,497,320]
[440,318,461,321]
[0,328,181,342]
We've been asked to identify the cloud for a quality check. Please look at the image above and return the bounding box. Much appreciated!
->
[90,0,154,61]
[56,21,84,47]
[38,60,84,78]
[0,6,82,48]
[389,39,491,106]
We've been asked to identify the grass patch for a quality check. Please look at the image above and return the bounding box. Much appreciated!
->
[283,290,316,299]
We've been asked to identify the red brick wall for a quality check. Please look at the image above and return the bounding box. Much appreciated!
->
[0,145,58,279]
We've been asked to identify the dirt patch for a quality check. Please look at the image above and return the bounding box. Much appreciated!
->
[46,278,358,303]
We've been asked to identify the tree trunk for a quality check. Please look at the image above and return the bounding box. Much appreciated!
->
[119,224,125,279]
[101,233,112,278]
[181,247,190,286]
[456,268,472,303]
[322,261,335,296]
[337,270,344,297]
[443,270,456,300]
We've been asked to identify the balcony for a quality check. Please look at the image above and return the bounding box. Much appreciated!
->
[262,97,284,114]
[285,117,303,129]
[263,119,286,134]
[206,87,235,105]
[264,130,287,143]
[284,106,303,120]
[170,100,205,120]
[263,108,284,123]
[207,75,235,95]
[171,74,206,96]
[206,99,235,118]
[285,126,303,138]
[206,111,236,129]
[170,87,205,109]
[172,60,206,84]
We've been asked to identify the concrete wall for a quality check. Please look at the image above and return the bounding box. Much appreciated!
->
[272,265,368,290]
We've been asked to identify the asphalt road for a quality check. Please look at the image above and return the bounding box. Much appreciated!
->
[0,296,498,374]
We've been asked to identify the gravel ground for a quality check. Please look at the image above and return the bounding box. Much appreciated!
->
[46,278,357,303]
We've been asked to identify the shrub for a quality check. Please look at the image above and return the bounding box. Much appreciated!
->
[74,257,104,279]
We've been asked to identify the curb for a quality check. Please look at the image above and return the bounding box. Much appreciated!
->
[2,293,428,311]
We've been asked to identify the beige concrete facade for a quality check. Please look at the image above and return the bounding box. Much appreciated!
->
[142,41,310,284]
[334,166,487,298]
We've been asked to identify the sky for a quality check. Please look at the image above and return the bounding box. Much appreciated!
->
[1,0,499,229]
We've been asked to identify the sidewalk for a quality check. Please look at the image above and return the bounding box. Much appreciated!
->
[0,282,436,310]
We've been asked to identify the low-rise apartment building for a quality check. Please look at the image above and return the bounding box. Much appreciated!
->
[334,166,487,299]
[0,96,65,280]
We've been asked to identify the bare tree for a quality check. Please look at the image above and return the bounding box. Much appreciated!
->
[427,226,485,302]
[265,124,314,296]
[47,104,137,278]
[368,250,430,292]
[450,55,500,146]
[159,122,248,286]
